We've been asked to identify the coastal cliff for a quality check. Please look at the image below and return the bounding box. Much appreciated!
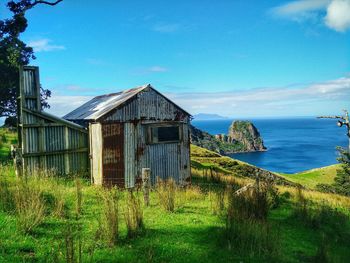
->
[190,120,266,154]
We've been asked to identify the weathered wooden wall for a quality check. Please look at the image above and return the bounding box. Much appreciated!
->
[19,66,89,175]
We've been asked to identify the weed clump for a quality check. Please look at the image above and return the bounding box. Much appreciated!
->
[124,191,144,238]
[210,188,226,215]
[157,178,176,212]
[13,181,46,233]
[224,180,281,258]
[100,187,120,246]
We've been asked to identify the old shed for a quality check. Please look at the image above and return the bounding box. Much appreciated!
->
[63,85,191,187]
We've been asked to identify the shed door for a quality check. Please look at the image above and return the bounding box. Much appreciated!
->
[102,123,124,187]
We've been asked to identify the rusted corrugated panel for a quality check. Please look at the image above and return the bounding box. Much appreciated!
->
[102,123,124,187]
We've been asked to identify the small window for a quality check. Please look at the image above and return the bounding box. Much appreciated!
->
[149,125,180,143]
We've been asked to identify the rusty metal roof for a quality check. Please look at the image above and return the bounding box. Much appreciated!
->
[63,84,191,121]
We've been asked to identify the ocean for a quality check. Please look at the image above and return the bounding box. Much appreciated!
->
[192,118,348,174]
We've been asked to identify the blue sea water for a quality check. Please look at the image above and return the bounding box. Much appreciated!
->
[192,118,348,174]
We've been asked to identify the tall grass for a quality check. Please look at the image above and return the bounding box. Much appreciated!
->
[75,179,83,219]
[0,177,14,212]
[13,180,46,233]
[99,187,120,246]
[210,188,226,215]
[124,190,144,238]
[224,181,281,258]
[157,178,176,212]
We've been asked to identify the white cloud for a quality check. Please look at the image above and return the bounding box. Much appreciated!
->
[271,0,350,32]
[271,0,329,18]
[147,66,168,72]
[165,76,350,117]
[46,95,92,117]
[325,0,350,31]
[44,76,350,118]
[152,23,180,33]
[28,39,65,52]
[132,66,168,75]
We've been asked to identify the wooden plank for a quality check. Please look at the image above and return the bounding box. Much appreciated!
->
[22,108,88,133]
[20,123,66,128]
[34,67,41,111]
[64,126,70,174]
[23,147,88,157]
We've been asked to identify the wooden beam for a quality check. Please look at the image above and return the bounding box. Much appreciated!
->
[23,148,88,157]
[22,108,88,133]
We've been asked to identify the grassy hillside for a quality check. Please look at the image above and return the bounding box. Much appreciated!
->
[191,145,293,186]
[279,165,339,190]
[0,165,350,262]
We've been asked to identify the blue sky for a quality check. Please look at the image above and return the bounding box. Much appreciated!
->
[1,0,349,118]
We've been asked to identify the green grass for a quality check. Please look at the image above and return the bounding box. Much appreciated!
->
[279,165,339,189]
[0,128,17,162]
[0,129,349,262]
[1,166,350,262]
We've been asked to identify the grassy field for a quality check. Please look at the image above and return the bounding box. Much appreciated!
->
[279,165,339,190]
[0,165,350,263]
[0,128,17,162]
[0,129,349,262]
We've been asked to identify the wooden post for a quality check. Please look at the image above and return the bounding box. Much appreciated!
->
[11,145,23,178]
[142,168,151,206]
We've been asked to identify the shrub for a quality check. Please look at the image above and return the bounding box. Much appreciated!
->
[100,187,120,246]
[157,178,176,212]
[124,191,144,238]
[13,181,46,233]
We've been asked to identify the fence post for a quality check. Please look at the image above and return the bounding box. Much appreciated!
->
[142,168,151,206]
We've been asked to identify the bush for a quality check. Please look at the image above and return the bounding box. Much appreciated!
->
[13,181,46,233]
[124,191,144,238]
[157,178,176,212]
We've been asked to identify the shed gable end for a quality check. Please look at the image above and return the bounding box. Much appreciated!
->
[102,87,189,122]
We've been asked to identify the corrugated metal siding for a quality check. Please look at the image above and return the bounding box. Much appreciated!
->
[102,123,124,187]
[124,123,137,188]
[103,88,190,123]
[19,66,89,176]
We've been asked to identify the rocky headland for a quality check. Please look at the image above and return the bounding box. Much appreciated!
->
[190,120,266,154]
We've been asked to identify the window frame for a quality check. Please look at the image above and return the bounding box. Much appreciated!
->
[146,123,182,144]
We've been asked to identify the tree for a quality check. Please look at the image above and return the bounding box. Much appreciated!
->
[334,147,350,196]
[0,0,63,119]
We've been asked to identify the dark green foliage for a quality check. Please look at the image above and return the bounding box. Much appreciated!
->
[0,0,60,118]
[3,116,17,128]
[317,147,350,196]
[333,147,350,196]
